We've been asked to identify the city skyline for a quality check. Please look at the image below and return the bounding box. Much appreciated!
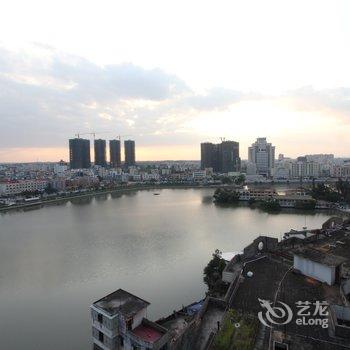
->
[2,135,350,164]
[2,1,350,162]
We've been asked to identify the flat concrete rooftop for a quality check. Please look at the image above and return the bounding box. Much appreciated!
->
[230,254,348,349]
[93,289,150,317]
[132,323,163,343]
[294,247,348,267]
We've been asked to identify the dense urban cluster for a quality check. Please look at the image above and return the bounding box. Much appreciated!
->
[1,136,350,209]
[201,137,350,182]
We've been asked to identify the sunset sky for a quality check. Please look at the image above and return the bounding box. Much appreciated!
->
[1,0,350,162]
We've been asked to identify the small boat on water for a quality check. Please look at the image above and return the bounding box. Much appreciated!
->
[153,193,160,195]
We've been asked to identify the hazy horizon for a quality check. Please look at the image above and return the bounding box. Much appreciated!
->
[1,0,350,162]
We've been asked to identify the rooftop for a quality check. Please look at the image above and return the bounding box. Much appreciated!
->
[274,194,314,200]
[294,247,348,267]
[229,254,348,349]
[93,289,150,317]
[132,321,164,343]
[312,231,350,261]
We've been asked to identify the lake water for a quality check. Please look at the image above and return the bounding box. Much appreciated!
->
[0,188,332,349]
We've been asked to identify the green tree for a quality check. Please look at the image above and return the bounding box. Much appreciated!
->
[311,183,342,202]
[221,177,233,184]
[258,200,281,212]
[203,249,226,291]
[214,188,240,203]
[235,174,246,185]
[336,179,350,203]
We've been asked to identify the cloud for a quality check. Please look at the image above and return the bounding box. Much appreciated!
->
[1,44,350,157]
[0,44,248,149]
[281,86,350,118]
[181,88,245,111]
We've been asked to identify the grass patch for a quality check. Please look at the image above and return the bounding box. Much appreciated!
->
[211,309,259,350]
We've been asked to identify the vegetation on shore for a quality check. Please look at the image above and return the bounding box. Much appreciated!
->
[203,249,227,295]
[220,174,246,185]
[294,199,316,210]
[214,188,282,212]
[214,181,350,212]
[310,180,350,204]
[212,309,259,350]
[257,199,281,212]
[213,188,240,203]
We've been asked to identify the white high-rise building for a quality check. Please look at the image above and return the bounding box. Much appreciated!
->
[248,137,275,177]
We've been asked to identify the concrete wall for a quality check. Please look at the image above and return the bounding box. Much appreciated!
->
[331,305,350,339]
[243,236,278,258]
[342,278,350,295]
[322,217,343,230]
[222,268,235,283]
[294,255,335,285]
[91,307,119,341]
[131,308,146,329]
[92,326,118,350]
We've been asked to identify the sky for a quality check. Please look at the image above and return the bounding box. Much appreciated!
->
[1,0,350,162]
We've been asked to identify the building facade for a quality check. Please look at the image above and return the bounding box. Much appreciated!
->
[248,137,275,177]
[218,141,240,173]
[124,140,136,167]
[69,138,91,169]
[109,140,121,168]
[200,140,240,173]
[94,139,107,167]
[0,179,48,195]
[91,289,169,350]
[53,160,68,174]
[200,143,216,170]
[291,160,321,178]
[331,164,350,178]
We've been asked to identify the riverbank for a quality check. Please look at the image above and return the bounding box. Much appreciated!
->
[2,183,349,215]
[213,187,350,217]
[0,184,221,213]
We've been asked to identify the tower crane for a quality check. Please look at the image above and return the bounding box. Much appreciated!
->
[117,135,133,141]
[74,132,134,142]
[75,131,113,140]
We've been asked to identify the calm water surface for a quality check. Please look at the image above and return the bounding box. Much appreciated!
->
[0,188,332,349]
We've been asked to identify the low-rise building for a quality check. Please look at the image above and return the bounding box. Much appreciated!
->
[91,289,170,350]
[293,248,347,285]
[53,160,68,175]
[192,170,207,181]
[236,188,277,200]
[0,179,48,195]
[274,194,315,208]
[331,164,350,178]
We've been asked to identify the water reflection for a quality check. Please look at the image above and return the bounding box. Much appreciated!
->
[201,195,214,204]
[122,190,138,197]
[111,192,123,200]
[21,204,43,212]
[0,188,332,350]
[94,193,108,202]
[70,197,93,205]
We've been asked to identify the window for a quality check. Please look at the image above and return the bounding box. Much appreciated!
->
[97,313,103,324]
[126,317,133,330]
[98,331,104,343]
[273,342,288,350]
